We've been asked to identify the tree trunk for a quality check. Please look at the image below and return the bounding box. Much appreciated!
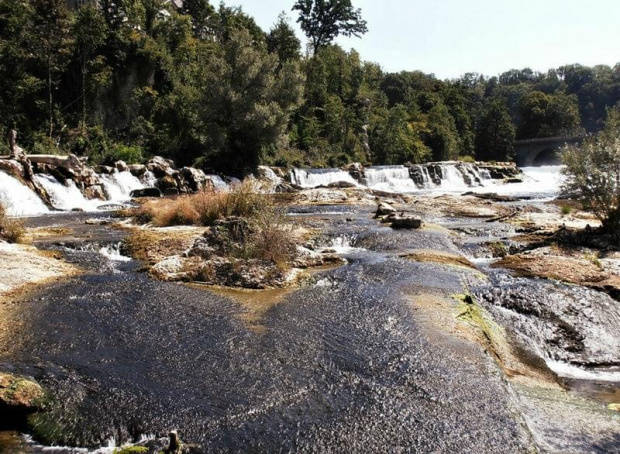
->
[48,56,53,139]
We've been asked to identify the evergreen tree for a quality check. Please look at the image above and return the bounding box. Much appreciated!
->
[475,98,516,161]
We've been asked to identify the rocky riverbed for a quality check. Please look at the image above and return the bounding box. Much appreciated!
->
[0,178,619,452]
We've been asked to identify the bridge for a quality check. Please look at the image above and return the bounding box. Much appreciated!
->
[513,136,584,167]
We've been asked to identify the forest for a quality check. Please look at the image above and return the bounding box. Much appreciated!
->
[1,0,619,175]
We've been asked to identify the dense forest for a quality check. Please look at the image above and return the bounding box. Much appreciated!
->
[1,0,619,175]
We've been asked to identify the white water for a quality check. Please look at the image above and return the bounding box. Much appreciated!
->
[0,171,50,216]
[290,168,358,188]
[472,166,564,199]
[206,174,230,191]
[34,174,102,212]
[439,165,473,191]
[546,360,620,383]
[100,171,145,201]
[365,166,418,192]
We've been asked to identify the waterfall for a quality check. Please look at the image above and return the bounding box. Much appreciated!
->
[101,171,145,201]
[364,166,419,192]
[0,171,49,216]
[206,175,229,191]
[34,174,101,212]
[290,168,358,188]
[141,170,157,188]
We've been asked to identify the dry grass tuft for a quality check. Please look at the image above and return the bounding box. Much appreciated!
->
[137,180,270,227]
[0,203,25,243]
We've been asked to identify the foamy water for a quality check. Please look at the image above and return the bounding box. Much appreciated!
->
[0,171,50,216]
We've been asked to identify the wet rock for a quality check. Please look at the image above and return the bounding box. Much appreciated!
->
[128,164,147,177]
[151,255,192,281]
[375,202,397,217]
[156,175,178,192]
[0,372,46,413]
[147,156,175,178]
[94,165,115,174]
[115,160,129,173]
[130,187,162,198]
[389,215,422,229]
[83,184,106,200]
[463,192,518,202]
[328,181,357,189]
[475,272,620,367]
[0,159,25,179]
[164,188,180,196]
[180,167,208,192]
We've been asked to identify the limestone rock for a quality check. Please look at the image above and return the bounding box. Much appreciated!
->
[130,187,162,198]
[375,202,397,217]
[115,160,129,172]
[389,215,422,229]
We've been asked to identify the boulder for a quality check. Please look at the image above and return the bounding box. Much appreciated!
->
[115,160,129,173]
[156,175,178,191]
[375,202,397,217]
[181,167,208,192]
[0,159,25,179]
[147,156,174,178]
[128,164,147,177]
[130,187,162,198]
[94,165,115,175]
[390,215,422,229]
[164,188,180,196]
[83,185,106,200]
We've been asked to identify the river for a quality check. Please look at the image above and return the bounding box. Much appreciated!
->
[0,165,619,453]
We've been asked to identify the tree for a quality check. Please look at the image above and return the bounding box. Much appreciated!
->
[267,12,301,64]
[562,109,620,233]
[518,90,582,139]
[30,0,72,139]
[72,5,107,129]
[198,29,304,175]
[369,104,430,164]
[293,0,367,54]
[424,102,459,161]
[475,98,515,161]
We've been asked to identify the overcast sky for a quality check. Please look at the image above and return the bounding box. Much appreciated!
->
[230,0,620,79]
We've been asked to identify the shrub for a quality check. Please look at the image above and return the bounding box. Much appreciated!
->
[0,203,25,243]
[561,205,573,216]
[561,112,620,233]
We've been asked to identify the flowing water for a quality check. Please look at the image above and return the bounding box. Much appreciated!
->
[0,164,618,453]
[0,172,49,216]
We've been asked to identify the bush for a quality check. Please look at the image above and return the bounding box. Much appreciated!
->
[0,203,25,243]
[561,114,620,233]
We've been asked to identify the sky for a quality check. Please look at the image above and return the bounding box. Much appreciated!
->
[230,0,620,80]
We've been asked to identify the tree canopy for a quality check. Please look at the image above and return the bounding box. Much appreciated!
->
[1,0,619,175]
[293,0,367,54]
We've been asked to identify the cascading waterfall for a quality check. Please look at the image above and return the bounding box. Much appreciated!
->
[364,166,419,192]
[100,171,145,201]
[290,168,358,188]
[206,175,230,191]
[34,174,102,212]
[0,171,49,216]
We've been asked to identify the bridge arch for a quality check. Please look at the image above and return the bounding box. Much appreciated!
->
[513,136,584,167]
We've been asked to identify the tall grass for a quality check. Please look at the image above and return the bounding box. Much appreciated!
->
[137,180,271,227]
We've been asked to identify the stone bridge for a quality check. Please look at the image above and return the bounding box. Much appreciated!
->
[513,136,584,167]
